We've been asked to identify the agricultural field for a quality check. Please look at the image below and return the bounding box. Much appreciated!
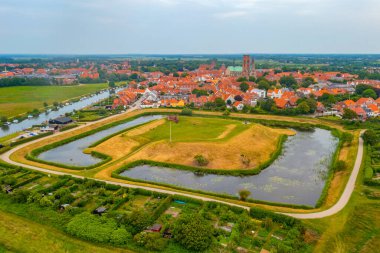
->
[0,83,108,117]
[0,164,315,252]
[91,116,294,170]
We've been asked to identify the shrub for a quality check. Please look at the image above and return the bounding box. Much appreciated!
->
[11,190,30,203]
[66,212,124,244]
[172,214,213,251]
[110,228,132,245]
[249,207,300,227]
[39,196,53,207]
[363,130,378,146]
[334,160,347,171]
[181,108,192,116]
[238,189,251,201]
[194,154,209,166]
[223,110,230,116]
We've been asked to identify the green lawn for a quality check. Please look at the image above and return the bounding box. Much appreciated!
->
[135,116,248,143]
[0,83,108,118]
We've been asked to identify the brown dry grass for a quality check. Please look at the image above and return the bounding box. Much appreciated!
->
[89,119,166,159]
[127,124,294,170]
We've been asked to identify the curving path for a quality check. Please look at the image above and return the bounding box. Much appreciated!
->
[0,108,365,219]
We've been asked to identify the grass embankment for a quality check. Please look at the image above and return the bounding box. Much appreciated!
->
[0,210,127,253]
[0,83,108,118]
[305,144,380,253]
[91,117,294,170]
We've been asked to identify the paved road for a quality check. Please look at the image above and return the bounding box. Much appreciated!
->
[0,108,365,219]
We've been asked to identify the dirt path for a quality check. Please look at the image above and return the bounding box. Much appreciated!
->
[0,108,365,219]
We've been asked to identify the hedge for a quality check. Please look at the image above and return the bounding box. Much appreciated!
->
[13,175,43,188]
[249,207,300,227]
[151,196,173,221]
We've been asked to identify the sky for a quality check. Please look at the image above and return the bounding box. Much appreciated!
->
[1,0,380,54]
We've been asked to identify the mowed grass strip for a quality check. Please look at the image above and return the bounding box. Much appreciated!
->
[0,84,108,117]
[0,210,128,253]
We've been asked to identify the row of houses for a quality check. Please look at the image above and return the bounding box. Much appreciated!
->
[334,97,380,119]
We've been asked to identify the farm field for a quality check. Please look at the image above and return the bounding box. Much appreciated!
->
[91,116,294,170]
[0,83,108,117]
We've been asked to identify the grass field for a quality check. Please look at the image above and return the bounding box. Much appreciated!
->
[91,116,294,170]
[0,83,108,117]
[0,210,127,253]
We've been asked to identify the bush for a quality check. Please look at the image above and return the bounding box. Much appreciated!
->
[249,207,300,227]
[363,130,379,146]
[238,189,251,201]
[334,160,347,171]
[11,190,30,203]
[66,212,127,244]
[134,232,167,251]
[172,214,213,251]
[194,154,209,166]
[110,228,132,245]
[181,108,192,116]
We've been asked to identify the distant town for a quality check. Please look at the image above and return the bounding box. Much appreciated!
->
[1,55,379,121]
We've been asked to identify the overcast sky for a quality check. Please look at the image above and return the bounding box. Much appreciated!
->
[1,0,379,54]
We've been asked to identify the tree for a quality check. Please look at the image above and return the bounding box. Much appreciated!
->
[342,108,358,120]
[215,97,226,107]
[194,155,209,166]
[0,116,7,123]
[355,84,373,95]
[223,110,230,116]
[108,81,116,88]
[172,214,213,251]
[173,72,180,77]
[301,77,315,88]
[240,82,249,92]
[43,102,48,107]
[279,75,297,88]
[362,130,378,146]
[249,76,256,82]
[260,99,275,112]
[257,80,270,90]
[234,95,243,101]
[297,101,310,114]
[237,77,247,82]
[238,189,251,201]
[362,89,377,99]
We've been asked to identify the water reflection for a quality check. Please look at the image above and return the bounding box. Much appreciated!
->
[38,115,163,167]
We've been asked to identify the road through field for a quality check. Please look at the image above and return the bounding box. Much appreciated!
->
[0,107,365,219]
